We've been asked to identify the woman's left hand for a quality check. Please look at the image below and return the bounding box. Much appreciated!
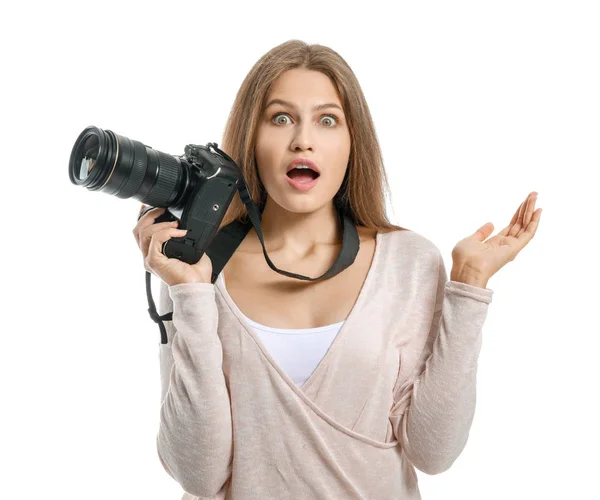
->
[451,191,542,286]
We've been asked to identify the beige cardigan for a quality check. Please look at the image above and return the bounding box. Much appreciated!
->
[155,229,494,499]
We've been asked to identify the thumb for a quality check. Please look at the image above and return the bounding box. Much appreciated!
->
[472,222,494,241]
[193,252,213,270]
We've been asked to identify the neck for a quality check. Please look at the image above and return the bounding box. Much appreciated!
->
[254,197,342,258]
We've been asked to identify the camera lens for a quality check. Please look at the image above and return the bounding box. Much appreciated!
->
[75,134,99,181]
[68,125,190,207]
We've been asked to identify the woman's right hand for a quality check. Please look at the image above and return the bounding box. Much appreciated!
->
[133,205,213,286]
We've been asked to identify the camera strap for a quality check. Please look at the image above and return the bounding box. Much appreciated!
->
[146,177,360,344]
[206,181,359,283]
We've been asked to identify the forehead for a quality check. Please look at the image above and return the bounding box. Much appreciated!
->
[265,68,343,109]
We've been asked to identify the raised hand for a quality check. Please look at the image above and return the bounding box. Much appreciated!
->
[450,191,542,287]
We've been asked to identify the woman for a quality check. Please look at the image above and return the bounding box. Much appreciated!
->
[133,40,541,500]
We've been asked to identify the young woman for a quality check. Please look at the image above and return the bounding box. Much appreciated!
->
[133,40,541,500]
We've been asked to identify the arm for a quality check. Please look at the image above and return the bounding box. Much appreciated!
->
[156,279,233,497]
[389,249,493,475]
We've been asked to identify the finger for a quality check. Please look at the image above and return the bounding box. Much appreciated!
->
[516,194,537,238]
[146,227,189,267]
[514,207,542,251]
[139,220,180,256]
[138,207,166,227]
[508,200,526,238]
[133,207,166,239]
[136,203,156,223]
[509,201,523,226]
[498,200,524,237]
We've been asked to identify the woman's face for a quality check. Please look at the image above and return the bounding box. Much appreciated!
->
[254,68,351,214]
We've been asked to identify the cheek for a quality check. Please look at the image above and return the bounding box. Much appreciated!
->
[253,149,274,186]
[254,137,286,182]
[331,166,349,189]
[254,133,277,165]
[324,130,351,157]
[324,144,351,180]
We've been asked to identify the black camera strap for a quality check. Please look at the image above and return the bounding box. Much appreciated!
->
[206,180,359,283]
[146,174,360,344]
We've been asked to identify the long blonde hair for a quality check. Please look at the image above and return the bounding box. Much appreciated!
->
[217,39,407,234]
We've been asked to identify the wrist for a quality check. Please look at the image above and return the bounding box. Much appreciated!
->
[168,278,211,286]
[450,267,489,289]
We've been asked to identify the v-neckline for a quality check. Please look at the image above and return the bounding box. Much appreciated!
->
[215,231,384,396]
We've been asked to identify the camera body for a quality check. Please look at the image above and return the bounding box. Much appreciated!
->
[155,143,242,265]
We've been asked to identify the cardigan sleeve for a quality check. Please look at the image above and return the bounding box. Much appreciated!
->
[156,278,233,497]
[388,249,494,475]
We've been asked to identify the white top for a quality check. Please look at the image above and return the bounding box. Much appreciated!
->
[218,272,345,387]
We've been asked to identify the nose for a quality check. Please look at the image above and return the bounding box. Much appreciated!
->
[290,121,314,152]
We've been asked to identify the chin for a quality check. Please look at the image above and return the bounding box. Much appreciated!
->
[273,196,334,216]
[262,178,338,213]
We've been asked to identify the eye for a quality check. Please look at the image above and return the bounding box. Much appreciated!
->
[272,113,291,126]
[320,114,338,127]
[271,112,339,127]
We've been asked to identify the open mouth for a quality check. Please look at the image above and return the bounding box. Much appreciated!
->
[286,168,320,182]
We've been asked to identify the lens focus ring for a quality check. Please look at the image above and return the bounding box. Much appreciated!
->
[118,140,148,199]
[142,151,180,207]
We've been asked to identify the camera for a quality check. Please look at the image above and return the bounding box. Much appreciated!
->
[69,125,243,266]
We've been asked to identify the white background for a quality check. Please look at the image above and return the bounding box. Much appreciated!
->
[1,1,598,498]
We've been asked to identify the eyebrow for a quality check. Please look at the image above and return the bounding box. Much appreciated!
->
[264,99,343,113]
